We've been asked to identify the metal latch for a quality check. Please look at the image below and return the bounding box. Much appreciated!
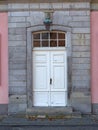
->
[50,78,52,85]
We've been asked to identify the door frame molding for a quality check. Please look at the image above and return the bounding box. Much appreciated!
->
[27,24,72,108]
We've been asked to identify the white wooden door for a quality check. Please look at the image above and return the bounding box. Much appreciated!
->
[33,50,67,106]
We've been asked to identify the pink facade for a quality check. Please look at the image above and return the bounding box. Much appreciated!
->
[91,12,98,103]
[0,13,8,104]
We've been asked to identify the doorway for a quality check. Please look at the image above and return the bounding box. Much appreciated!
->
[32,31,67,107]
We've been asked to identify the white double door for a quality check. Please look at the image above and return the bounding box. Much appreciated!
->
[33,50,67,106]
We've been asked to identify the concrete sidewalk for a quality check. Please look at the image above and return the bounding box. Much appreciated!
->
[0,114,98,126]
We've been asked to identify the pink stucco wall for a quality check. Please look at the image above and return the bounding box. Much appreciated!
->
[91,12,98,103]
[0,13,8,104]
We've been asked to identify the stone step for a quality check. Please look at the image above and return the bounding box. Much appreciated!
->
[26,107,73,115]
[26,107,82,119]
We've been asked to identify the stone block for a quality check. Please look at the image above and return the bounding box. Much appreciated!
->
[39,3,50,9]
[10,11,29,17]
[91,3,98,10]
[8,22,30,28]
[53,11,66,25]
[8,103,27,113]
[72,69,90,75]
[72,63,90,69]
[30,3,40,9]
[70,11,90,16]
[9,41,26,46]
[28,12,44,25]
[72,28,90,33]
[71,92,91,113]
[9,86,26,95]
[9,59,26,64]
[8,34,26,41]
[0,104,8,115]
[9,63,26,70]
[8,4,12,9]
[72,75,90,81]
[11,3,29,9]
[8,23,16,28]
[9,52,26,60]
[9,81,26,87]
[8,28,26,35]
[72,80,90,87]
[72,39,90,45]
[62,3,70,8]
[9,70,26,75]
[72,52,90,58]
[72,16,90,22]
[72,45,90,52]
[72,58,90,64]
[8,17,26,23]
[52,3,63,9]
[8,12,11,17]
[72,34,90,40]
[9,46,26,53]
[9,75,26,81]
[9,95,27,104]
[69,21,90,27]
[0,4,8,11]
[70,2,90,9]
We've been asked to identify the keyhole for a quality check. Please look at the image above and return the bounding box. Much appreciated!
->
[50,78,52,85]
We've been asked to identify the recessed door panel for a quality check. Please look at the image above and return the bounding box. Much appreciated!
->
[33,51,50,91]
[52,66,65,89]
[34,66,47,89]
[51,92,67,106]
[33,92,49,106]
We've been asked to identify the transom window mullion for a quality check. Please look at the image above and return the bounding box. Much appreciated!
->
[57,32,58,47]
[33,31,66,48]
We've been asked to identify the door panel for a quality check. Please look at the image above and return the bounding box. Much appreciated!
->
[51,51,66,91]
[52,66,65,89]
[33,51,50,91]
[51,92,67,106]
[33,50,67,106]
[34,66,47,89]
[33,92,49,106]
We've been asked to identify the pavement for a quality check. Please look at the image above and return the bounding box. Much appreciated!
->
[0,113,98,126]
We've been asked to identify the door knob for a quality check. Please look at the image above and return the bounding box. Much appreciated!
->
[50,78,52,85]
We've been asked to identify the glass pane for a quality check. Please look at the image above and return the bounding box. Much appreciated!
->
[58,33,65,39]
[58,40,65,47]
[50,32,57,40]
[33,41,40,47]
[33,33,40,39]
[50,40,57,47]
[42,41,49,47]
[42,33,48,39]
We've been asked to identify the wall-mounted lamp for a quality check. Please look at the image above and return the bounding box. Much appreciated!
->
[43,11,54,30]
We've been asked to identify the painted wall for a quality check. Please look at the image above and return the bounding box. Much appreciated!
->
[91,12,98,103]
[0,13,8,104]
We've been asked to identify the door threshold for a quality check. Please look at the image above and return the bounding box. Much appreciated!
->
[26,106,73,115]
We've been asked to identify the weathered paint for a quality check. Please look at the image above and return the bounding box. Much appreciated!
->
[0,13,8,103]
[91,12,98,103]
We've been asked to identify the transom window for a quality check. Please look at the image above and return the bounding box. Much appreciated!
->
[33,31,66,47]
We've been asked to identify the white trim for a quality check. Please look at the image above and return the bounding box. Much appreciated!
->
[33,47,66,51]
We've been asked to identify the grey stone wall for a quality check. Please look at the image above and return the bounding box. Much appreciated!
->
[8,2,91,113]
